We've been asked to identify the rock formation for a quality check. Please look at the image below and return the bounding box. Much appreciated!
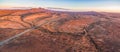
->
[0,8,120,52]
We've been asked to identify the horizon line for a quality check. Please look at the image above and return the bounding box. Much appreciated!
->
[0,7,120,13]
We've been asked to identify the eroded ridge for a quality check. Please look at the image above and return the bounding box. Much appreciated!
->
[0,8,120,52]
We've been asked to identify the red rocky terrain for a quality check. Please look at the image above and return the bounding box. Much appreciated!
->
[0,8,120,52]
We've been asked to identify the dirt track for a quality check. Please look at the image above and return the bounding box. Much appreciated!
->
[0,8,120,52]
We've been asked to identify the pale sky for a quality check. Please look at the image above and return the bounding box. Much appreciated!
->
[0,0,120,12]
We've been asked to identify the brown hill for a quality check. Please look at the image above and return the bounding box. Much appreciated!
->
[0,8,120,52]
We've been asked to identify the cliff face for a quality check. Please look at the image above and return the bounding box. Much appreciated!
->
[0,8,120,52]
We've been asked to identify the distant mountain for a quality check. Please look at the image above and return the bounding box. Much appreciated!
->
[45,7,75,11]
[0,7,32,10]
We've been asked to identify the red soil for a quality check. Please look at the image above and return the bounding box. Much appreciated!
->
[0,8,120,52]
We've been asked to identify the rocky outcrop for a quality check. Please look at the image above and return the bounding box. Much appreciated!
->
[0,15,30,29]
[0,21,25,29]
[0,8,120,52]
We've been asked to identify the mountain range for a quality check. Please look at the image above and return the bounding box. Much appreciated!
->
[0,8,120,52]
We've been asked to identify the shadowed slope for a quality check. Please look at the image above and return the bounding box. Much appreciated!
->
[0,8,120,52]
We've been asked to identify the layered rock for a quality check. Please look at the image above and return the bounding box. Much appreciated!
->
[0,8,120,52]
[0,15,30,29]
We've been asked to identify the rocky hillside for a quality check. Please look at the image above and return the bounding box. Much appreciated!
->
[0,8,120,52]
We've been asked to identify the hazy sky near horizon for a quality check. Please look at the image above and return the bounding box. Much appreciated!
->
[0,0,120,12]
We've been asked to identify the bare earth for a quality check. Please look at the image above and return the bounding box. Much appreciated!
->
[0,8,120,52]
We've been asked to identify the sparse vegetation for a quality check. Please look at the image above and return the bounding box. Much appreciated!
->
[0,8,120,52]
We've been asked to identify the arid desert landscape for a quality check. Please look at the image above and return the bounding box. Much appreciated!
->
[0,8,120,52]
